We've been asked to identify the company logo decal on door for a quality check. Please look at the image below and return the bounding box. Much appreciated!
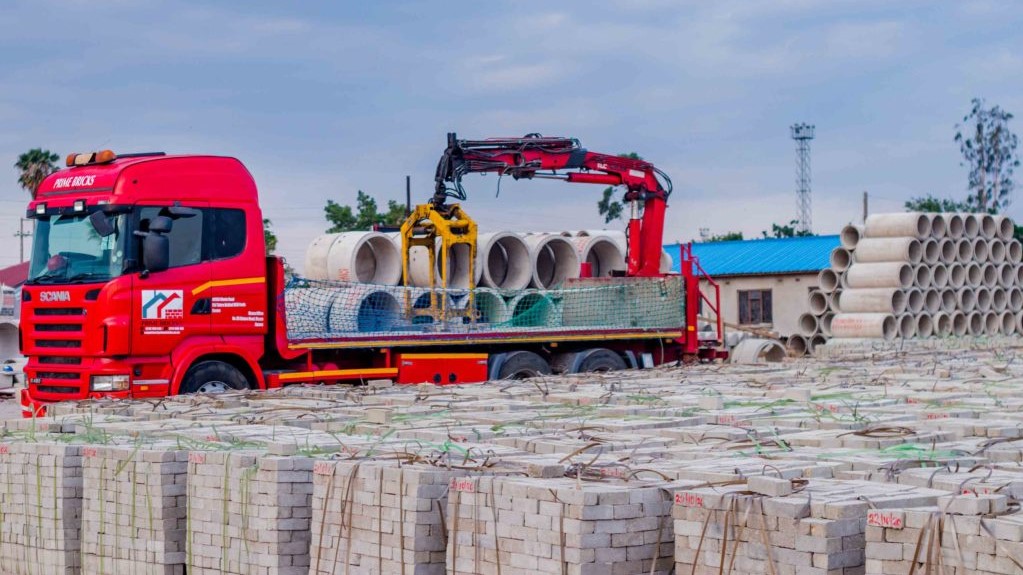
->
[141,290,184,335]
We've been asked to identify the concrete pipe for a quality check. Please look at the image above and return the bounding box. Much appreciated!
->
[976,286,992,312]
[808,290,829,316]
[940,288,957,313]
[1011,287,1023,312]
[938,239,956,264]
[844,262,914,289]
[922,239,941,265]
[853,237,922,264]
[1008,240,1023,265]
[798,312,819,337]
[526,235,580,289]
[572,235,626,278]
[945,213,964,239]
[955,238,974,263]
[786,335,810,357]
[406,289,457,326]
[454,288,510,325]
[990,240,1007,265]
[962,214,980,239]
[810,334,827,351]
[1017,264,1023,286]
[576,229,627,250]
[897,314,916,338]
[957,287,977,313]
[830,313,897,341]
[836,288,908,314]
[948,263,966,289]
[864,213,931,239]
[507,290,557,328]
[931,264,949,289]
[660,250,673,274]
[983,311,1000,336]
[981,214,998,239]
[328,286,401,333]
[929,214,947,239]
[951,312,967,337]
[966,262,983,286]
[1000,311,1016,335]
[283,287,335,336]
[982,263,998,288]
[916,313,935,338]
[1018,311,1023,335]
[309,232,402,285]
[997,263,1015,288]
[993,287,1008,312]
[967,311,984,336]
[840,224,863,250]
[994,215,1015,241]
[830,247,853,272]
[914,264,932,289]
[924,289,941,314]
[436,243,483,289]
[820,313,835,336]
[907,288,925,314]
[818,269,840,293]
[935,312,953,337]
[477,232,532,290]
[973,238,990,263]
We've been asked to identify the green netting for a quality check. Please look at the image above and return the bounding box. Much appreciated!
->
[282,276,685,340]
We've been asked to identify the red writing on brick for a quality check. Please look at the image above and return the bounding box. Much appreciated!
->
[924,412,950,420]
[313,461,334,476]
[188,452,206,464]
[674,492,704,508]
[81,447,98,458]
[450,478,476,493]
[867,510,904,529]
[0,444,8,455]
[600,466,626,478]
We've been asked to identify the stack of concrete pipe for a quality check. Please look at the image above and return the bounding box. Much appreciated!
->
[790,212,1022,356]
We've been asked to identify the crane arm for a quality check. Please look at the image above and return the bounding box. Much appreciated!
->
[433,132,673,277]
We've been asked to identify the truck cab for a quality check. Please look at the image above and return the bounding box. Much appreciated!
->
[20,152,269,415]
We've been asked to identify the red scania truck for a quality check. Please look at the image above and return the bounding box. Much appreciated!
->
[19,136,724,416]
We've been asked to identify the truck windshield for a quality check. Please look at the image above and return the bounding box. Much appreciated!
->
[27,212,126,284]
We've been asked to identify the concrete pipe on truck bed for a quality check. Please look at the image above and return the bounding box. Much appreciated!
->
[852,237,921,264]
[507,290,558,327]
[477,232,532,290]
[306,232,402,285]
[437,243,482,290]
[830,313,897,341]
[864,213,931,239]
[328,285,401,333]
[526,235,580,289]
[283,287,337,338]
[836,288,908,315]
[454,288,510,325]
[844,262,914,289]
[572,234,626,278]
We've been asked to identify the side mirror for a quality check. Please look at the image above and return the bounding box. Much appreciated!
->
[149,215,173,234]
[143,234,170,273]
[88,210,115,237]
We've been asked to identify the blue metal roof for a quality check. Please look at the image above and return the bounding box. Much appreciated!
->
[664,235,841,276]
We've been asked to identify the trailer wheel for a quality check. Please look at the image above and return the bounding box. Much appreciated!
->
[496,351,551,380]
[577,349,627,373]
[180,361,250,394]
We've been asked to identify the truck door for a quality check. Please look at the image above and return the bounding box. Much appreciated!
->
[132,203,212,357]
[206,207,268,337]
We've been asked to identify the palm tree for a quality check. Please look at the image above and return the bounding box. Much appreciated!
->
[15,148,60,198]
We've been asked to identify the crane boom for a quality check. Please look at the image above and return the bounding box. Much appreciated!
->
[433,133,673,277]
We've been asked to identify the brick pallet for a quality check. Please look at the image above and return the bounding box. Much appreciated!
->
[80,444,188,575]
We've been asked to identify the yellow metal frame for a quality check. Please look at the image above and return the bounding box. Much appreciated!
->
[399,203,478,323]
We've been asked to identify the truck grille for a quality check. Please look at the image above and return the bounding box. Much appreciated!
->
[38,356,82,365]
[36,371,80,380]
[36,308,84,316]
[36,385,79,394]
[35,340,82,348]
[35,324,82,332]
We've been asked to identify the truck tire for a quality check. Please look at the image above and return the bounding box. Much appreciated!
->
[577,348,627,373]
[180,361,250,394]
[496,351,551,380]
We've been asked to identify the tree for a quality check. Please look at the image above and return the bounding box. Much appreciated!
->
[325,190,407,233]
[702,231,744,242]
[762,219,814,239]
[263,218,278,255]
[903,195,972,213]
[954,98,1020,212]
[596,152,641,224]
[15,148,60,198]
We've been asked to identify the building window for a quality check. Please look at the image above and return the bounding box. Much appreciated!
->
[738,289,772,325]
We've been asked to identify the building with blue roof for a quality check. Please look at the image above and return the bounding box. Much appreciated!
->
[664,235,841,337]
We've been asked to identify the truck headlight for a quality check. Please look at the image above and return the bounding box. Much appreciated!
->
[90,374,130,392]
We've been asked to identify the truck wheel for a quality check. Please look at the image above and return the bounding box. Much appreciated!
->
[180,361,250,394]
[496,351,551,380]
[578,349,627,373]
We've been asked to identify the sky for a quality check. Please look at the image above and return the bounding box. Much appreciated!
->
[2,1,1023,273]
